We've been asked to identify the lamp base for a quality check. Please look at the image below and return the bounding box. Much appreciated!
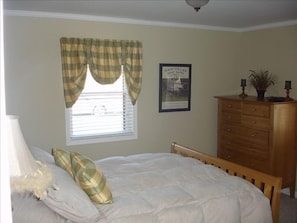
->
[10,161,53,200]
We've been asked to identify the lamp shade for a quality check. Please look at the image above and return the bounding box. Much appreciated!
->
[185,0,209,11]
[7,115,52,199]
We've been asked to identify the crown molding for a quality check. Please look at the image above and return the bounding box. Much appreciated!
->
[4,10,297,33]
[240,19,297,32]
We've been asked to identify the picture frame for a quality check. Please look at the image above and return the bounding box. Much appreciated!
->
[159,63,191,112]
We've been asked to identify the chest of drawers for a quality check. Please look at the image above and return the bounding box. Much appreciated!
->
[215,96,297,197]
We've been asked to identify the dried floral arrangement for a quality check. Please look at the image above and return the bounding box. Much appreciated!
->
[249,70,275,91]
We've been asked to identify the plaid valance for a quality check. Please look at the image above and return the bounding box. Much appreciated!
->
[60,37,143,108]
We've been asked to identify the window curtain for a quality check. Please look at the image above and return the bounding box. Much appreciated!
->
[60,38,88,108]
[60,37,143,108]
[123,40,143,106]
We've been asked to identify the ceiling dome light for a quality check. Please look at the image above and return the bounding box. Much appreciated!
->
[185,0,209,12]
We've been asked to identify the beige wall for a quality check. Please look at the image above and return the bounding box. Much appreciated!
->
[240,26,297,97]
[3,16,297,162]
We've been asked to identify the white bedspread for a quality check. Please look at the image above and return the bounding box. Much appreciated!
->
[94,153,272,223]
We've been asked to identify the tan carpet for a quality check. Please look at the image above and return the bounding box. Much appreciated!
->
[279,193,297,223]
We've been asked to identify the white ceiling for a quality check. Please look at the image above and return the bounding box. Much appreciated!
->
[4,0,297,31]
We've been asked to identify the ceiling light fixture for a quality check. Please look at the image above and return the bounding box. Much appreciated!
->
[185,0,209,12]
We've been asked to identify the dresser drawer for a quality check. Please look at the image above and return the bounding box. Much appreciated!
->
[238,127,269,147]
[242,103,270,118]
[220,125,241,136]
[249,159,271,173]
[221,125,269,147]
[220,139,269,157]
[218,148,238,161]
[221,100,241,113]
[221,112,241,125]
[218,148,257,162]
[218,148,270,173]
[241,115,270,130]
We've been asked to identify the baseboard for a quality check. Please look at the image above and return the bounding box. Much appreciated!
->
[281,188,297,198]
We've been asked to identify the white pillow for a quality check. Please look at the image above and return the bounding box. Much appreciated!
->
[30,147,100,223]
[30,146,55,164]
[43,164,101,223]
[12,192,68,223]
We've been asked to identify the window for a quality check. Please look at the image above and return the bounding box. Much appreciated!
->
[65,66,137,145]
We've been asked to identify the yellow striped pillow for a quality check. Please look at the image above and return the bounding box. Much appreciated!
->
[70,152,113,204]
[52,148,73,177]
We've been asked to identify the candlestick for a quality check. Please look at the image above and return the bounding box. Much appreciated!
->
[239,78,247,98]
[241,79,246,87]
[284,80,293,101]
[285,80,291,90]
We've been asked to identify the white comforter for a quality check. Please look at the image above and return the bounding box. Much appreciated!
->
[94,153,272,223]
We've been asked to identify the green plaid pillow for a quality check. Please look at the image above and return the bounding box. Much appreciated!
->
[52,148,73,177]
[70,152,113,204]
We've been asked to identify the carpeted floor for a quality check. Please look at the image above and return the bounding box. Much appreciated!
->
[279,193,297,223]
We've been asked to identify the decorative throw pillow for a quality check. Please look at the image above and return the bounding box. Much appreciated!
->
[52,148,73,177]
[70,152,113,204]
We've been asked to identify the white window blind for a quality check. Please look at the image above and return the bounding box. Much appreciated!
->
[65,66,137,145]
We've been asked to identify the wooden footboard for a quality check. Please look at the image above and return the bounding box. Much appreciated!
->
[171,142,282,223]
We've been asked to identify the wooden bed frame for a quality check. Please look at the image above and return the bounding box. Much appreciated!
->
[171,142,282,223]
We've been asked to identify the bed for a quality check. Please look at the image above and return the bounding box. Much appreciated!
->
[12,142,282,223]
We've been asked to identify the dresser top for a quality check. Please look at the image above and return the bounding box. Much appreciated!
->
[214,95,297,104]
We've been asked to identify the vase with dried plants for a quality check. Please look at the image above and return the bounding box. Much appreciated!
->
[249,70,275,99]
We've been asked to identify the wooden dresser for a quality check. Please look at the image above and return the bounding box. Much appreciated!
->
[215,95,297,197]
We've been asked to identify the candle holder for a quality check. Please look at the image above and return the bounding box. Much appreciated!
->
[284,80,293,101]
[285,88,293,101]
[239,79,247,98]
[239,86,247,98]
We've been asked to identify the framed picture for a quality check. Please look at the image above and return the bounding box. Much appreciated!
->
[159,63,191,112]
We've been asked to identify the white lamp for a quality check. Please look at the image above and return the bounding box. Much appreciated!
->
[7,115,52,200]
[185,0,209,12]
